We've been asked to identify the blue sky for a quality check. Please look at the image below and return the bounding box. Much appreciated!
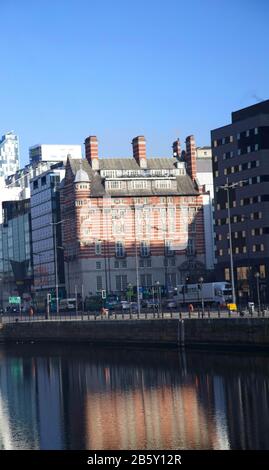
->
[0,0,268,166]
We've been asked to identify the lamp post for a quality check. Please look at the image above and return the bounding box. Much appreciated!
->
[50,220,65,315]
[219,178,247,307]
[155,281,161,316]
[255,272,261,316]
[198,276,205,317]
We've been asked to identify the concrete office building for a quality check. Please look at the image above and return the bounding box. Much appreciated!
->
[29,144,82,164]
[196,146,215,270]
[212,99,269,302]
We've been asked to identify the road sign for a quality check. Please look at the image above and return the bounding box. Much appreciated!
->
[9,296,21,304]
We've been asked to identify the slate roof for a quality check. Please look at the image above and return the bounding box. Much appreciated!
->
[68,157,199,196]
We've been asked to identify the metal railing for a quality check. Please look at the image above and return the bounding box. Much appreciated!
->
[2,305,269,324]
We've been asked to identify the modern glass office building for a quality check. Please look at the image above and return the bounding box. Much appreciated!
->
[0,131,20,177]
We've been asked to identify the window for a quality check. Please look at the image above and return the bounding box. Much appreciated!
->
[225,268,230,281]
[41,176,46,186]
[115,241,125,257]
[95,241,102,255]
[187,238,195,254]
[33,180,38,190]
[237,133,241,140]
[260,265,266,278]
[116,275,127,291]
[246,130,250,137]
[254,127,259,135]
[155,180,172,190]
[96,261,101,270]
[140,241,150,257]
[140,274,152,287]
[96,276,102,291]
[237,267,248,280]
[106,180,126,190]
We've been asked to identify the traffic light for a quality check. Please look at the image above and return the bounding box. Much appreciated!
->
[101,290,106,300]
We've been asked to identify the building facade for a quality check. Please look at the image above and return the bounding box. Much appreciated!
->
[0,199,32,308]
[0,131,19,178]
[196,146,215,270]
[30,165,65,307]
[61,135,207,299]
[212,100,269,303]
[29,144,82,164]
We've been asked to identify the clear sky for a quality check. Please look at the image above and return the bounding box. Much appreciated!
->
[1,0,268,166]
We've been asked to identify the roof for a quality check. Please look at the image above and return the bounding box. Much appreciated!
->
[74,168,90,183]
[68,157,199,196]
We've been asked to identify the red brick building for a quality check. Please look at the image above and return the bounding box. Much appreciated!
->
[60,135,206,297]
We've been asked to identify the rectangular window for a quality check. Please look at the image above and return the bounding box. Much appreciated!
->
[140,241,150,257]
[140,274,152,287]
[115,241,125,257]
[225,268,230,281]
[96,276,102,291]
[95,241,102,255]
[260,265,266,278]
[96,261,101,270]
[116,275,127,291]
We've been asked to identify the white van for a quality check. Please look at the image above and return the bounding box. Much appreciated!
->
[59,299,76,310]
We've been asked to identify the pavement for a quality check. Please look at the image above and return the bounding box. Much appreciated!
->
[1,309,269,323]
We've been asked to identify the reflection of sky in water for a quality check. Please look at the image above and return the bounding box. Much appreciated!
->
[0,346,269,450]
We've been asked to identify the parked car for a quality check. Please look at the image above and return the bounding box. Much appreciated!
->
[143,299,159,309]
[166,300,177,309]
[121,301,131,311]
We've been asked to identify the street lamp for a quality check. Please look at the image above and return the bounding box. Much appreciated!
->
[219,178,247,306]
[50,220,65,314]
[254,272,261,316]
[155,281,161,316]
[198,276,205,316]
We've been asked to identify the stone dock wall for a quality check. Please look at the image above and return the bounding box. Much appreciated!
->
[1,318,269,350]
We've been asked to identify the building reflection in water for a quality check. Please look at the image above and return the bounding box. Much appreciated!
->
[0,345,269,449]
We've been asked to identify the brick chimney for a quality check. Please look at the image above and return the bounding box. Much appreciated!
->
[132,136,147,168]
[172,139,181,158]
[85,135,99,170]
[185,135,197,181]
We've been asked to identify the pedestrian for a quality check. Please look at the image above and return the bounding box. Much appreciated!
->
[188,303,194,316]
[29,306,34,317]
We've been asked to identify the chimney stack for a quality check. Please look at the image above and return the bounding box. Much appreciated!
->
[132,136,147,168]
[185,135,197,181]
[85,136,99,170]
[172,139,181,159]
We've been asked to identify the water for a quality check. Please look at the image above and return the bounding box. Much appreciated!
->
[0,344,269,450]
